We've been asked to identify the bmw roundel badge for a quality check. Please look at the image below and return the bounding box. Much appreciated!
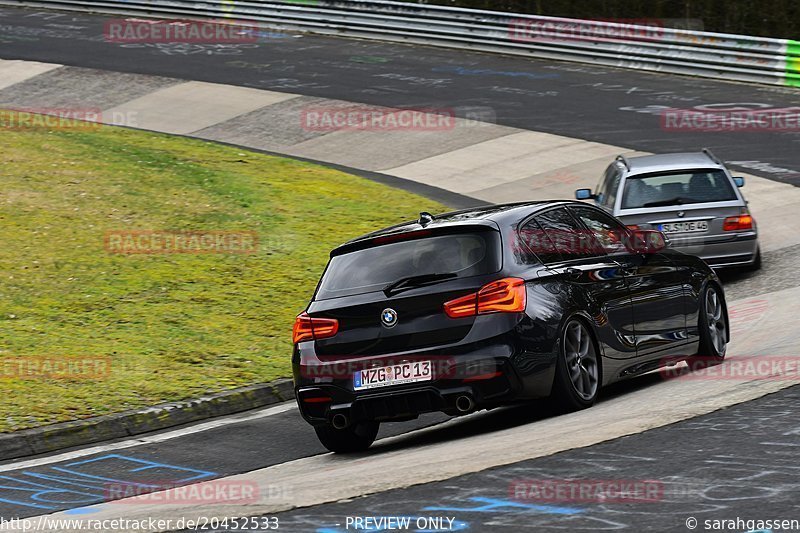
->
[381,308,398,328]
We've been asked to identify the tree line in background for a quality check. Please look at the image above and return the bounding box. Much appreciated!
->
[404,0,800,39]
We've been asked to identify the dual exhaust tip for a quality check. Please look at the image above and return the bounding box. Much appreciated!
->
[455,394,475,414]
[330,394,475,429]
[331,413,349,430]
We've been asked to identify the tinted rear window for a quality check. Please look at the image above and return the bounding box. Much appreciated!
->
[621,169,737,209]
[315,231,501,300]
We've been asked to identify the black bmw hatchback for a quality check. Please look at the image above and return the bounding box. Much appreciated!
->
[293,201,729,452]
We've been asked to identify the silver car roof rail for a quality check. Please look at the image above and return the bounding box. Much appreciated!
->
[702,148,723,165]
[615,154,631,171]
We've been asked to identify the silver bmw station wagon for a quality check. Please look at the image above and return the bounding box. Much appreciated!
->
[576,149,760,270]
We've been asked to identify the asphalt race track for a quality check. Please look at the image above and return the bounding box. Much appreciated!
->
[1,5,800,532]
[2,6,800,185]
[0,405,447,519]
[264,385,800,533]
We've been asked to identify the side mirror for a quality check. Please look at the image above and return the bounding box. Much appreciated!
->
[575,188,594,200]
[625,229,667,254]
[733,176,745,187]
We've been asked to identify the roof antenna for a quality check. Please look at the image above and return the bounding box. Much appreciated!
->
[418,211,434,227]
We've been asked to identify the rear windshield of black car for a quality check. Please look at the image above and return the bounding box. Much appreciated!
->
[621,169,738,209]
[315,230,502,300]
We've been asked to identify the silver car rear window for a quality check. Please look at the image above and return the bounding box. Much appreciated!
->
[621,169,737,209]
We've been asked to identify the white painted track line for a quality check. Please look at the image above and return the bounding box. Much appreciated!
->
[0,403,295,473]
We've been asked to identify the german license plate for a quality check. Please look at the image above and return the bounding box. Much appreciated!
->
[658,221,709,233]
[353,361,433,391]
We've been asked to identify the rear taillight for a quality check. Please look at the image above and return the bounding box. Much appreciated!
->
[444,277,526,318]
[723,214,753,231]
[292,312,339,344]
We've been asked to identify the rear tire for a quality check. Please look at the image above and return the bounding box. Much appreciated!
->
[315,421,379,453]
[691,284,728,369]
[551,318,600,412]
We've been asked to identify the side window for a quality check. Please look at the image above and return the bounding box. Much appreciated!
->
[518,218,562,264]
[534,207,595,261]
[570,206,629,255]
[596,165,622,209]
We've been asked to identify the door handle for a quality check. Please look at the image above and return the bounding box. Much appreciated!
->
[618,266,637,276]
[564,267,581,279]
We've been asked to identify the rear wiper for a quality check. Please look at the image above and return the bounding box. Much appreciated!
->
[383,272,457,296]
[642,197,688,208]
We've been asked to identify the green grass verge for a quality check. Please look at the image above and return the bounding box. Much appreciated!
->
[0,118,447,432]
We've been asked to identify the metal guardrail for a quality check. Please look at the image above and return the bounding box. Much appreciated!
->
[2,0,799,87]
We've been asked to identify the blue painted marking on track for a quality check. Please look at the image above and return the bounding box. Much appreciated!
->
[51,453,215,484]
[0,454,216,510]
[313,495,575,532]
[0,475,98,509]
[64,505,105,515]
[424,496,582,515]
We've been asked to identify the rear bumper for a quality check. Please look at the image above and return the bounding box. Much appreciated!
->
[704,253,759,269]
[667,232,759,268]
[293,341,556,425]
[297,377,516,427]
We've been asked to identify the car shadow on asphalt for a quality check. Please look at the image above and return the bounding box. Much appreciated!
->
[367,371,666,455]
[717,268,757,288]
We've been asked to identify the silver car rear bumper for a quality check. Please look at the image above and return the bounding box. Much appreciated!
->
[668,232,759,268]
